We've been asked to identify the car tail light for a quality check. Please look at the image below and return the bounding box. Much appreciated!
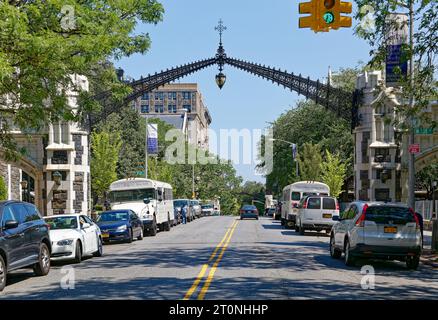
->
[46,223,51,230]
[302,201,307,209]
[409,208,420,230]
[356,204,368,227]
[240,210,244,214]
[336,202,340,211]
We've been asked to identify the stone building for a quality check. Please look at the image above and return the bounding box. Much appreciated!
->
[354,71,438,203]
[0,75,91,216]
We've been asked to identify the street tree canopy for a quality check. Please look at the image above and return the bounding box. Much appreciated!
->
[0,0,164,160]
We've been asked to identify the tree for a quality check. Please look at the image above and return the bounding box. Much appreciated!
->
[0,1,164,160]
[297,143,323,181]
[91,130,122,204]
[416,163,438,199]
[320,150,347,198]
[0,176,7,201]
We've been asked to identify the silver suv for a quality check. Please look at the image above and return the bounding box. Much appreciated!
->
[330,202,422,269]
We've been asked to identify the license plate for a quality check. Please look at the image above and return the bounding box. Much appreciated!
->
[323,213,332,219]
[102,233,109,238]
[384,226,397,233]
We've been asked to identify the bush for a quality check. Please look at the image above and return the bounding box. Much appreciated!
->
[94,204,103,211]
[0,176,7,201]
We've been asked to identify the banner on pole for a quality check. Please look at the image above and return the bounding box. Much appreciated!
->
[385,14,408,87]
[147,123,158,155]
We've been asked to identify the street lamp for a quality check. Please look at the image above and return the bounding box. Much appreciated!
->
[269,138,299,178]
[20,180,28,202]
[215,72,226,89]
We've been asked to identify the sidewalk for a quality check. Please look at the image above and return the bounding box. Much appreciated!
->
[421,231,438,268]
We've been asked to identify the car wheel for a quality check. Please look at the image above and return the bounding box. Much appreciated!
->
[0,255,6,292]
[406,255,420,270]
[164,214,171,232]
[126,228,133,243]
[34,243,51,276]
[299,222,305,235]
[137,228,144,241]
[149,217,158,236]
[344,240,355,266]
[93,237,103,257]
[330,236,342,259]
[73,241,82,264]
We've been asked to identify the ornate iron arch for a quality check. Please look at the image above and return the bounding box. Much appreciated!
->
[92,20,360,129]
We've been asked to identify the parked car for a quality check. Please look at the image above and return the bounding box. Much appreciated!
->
[44,214,103,263]
[174,199,194,222]
[240,205,259,220]
[295,196,340,234]
[267,208,276,218]
[96,210,143,243]
[190,200,202,219]
[0,201,51,292]
[329,202,422,269]
[201,204,214,216]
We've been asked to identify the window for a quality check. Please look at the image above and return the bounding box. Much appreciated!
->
[141,104,149,113]
[1,206,18,227]
[182,92,192,100]
[291,192,301,201]
[24,204,41,222]
[375,188,390,202]
[11,203,28,224]
[322,198,336,210]
[167,92,177,100]
[155,92,164,100]
[375,148,391,163]
[183,105,192,113]
[52,171,67,181]
[155,105,164,113]
[168,104,177,113]
[307,198,321,210]
[142,93,149,100]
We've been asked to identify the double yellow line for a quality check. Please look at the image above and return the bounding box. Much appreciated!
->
[183,220,239,300]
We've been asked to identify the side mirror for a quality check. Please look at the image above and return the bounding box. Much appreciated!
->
[143,198,151,204]
[4,220,19,230]
[332,216,340,221]
[82,223,91,229]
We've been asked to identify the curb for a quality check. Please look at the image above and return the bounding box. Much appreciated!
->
[420,255,438,268]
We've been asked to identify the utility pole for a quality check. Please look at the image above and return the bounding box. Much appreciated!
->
[407,0,415,209]
[145,116,148,179]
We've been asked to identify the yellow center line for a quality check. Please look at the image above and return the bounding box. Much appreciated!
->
[183,220,237,300]
[197,220,239,300]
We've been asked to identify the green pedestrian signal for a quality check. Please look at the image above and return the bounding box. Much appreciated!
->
[323,12,335,24]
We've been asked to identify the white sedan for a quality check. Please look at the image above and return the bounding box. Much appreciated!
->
[44,214,103,263]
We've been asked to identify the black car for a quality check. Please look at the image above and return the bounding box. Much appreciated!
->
[0,201,52,292]
[96,210,144,243]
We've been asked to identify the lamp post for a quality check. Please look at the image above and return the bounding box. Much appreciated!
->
[269,138,299,178]
[20,180,28,202]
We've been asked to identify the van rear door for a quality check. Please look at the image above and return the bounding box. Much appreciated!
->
[363,205,419,247]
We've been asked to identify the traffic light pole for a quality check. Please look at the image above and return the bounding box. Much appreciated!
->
[145,116,148,180]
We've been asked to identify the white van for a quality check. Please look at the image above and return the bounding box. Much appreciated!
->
[109,178,175,236]
[296,195,340,235]
[281,181,330,229]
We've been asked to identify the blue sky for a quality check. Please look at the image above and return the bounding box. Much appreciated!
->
[116,0,372,183]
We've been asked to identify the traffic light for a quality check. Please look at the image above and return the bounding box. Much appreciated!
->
[299,0,352,33]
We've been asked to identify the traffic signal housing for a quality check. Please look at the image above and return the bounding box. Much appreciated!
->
[299,0,352,33]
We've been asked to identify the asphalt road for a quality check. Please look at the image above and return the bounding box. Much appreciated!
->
[1,216,437,300]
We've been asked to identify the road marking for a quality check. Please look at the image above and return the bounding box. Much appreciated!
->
[183,220,237,300]
[197,220,239,300]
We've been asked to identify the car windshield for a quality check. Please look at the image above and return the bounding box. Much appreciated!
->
[174,200,188,207]
[291,192,301,201]
[109,188,155,203]
[97,211,129,222]
[202,205,213,209]
[44,216,78,230]
[365,206,415,225]
[322,198,336,210]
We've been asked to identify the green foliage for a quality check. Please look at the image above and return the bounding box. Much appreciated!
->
[297,143,322,182]
[91,129,122,201]
[0,176,7,201]
[416,163,438,199]
[0,1,164,159]
[320,150,347,198]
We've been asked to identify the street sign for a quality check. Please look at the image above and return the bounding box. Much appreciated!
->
[409,144,420,154]
[415,128,434,135]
